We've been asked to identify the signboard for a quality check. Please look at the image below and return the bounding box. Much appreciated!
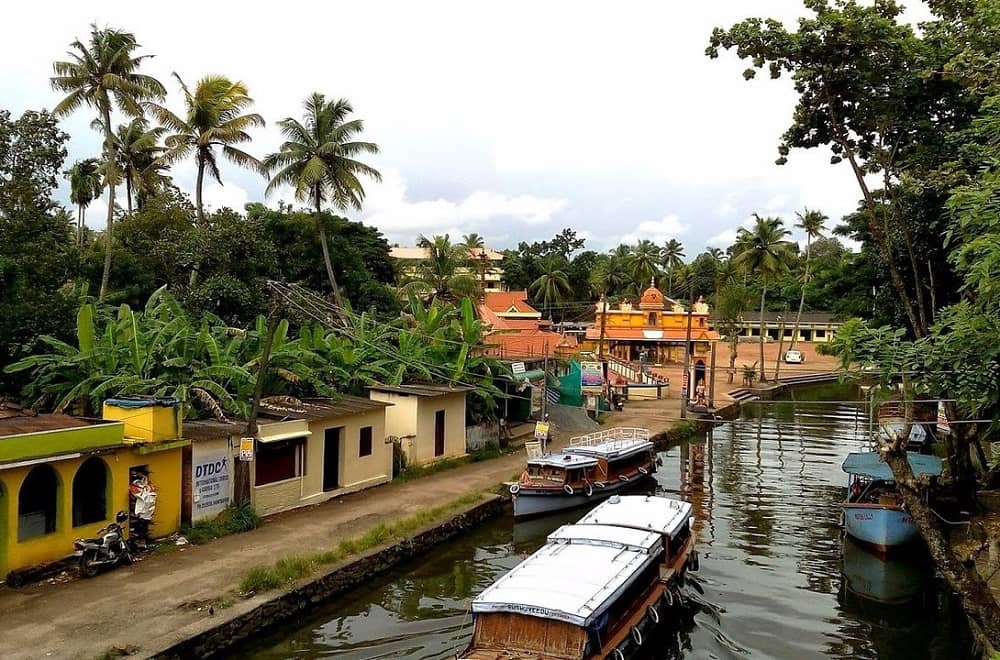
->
[681,372,690,397]
[586,395,599,411]
[511,362,526,375]
[580,361,604,395]
[936,401,951,435]
[192,451,231,519]
[534,421,550,441]
[239,437,255,462]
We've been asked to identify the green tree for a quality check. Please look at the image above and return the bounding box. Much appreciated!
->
[461,232,485,249]
[529,258,572,319]
[788,208,827,352]
[51,24,165,299]
[153,74,266,226]
[715,285,753,383]
[661,238,686,296]
[66,158,103,246]
[406,234,478,303]
[628,239,662,289]
[264,93,381,308]
[733,214,793,382]
[113,118,167,214]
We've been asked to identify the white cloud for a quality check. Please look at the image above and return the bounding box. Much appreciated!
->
[764,193,790,211]
[617,214,689,247]
[717,201,737,217]
[202,182,250,213]
[359,169,567,243]
[707,229,737,249]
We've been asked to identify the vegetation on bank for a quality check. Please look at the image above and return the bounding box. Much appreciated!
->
[182,505,261,545]
[238,492,485,595]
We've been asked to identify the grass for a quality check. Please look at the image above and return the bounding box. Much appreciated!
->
[238,491,485,596]
[183,505,261,545]
[393,443,507,483]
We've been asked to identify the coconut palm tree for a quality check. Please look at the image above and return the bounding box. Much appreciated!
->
[66,158,103,246]
[530,258,572,319]
[662,238,686,296]
[153,74,266,226]
[405,234,479,303]
[51,25,165,299]
[264,93,381,308]
[788,208,827,353]
[733,214,793,382]
[113,118,167,214]
[461,233,485,249]
[628,240,662,290]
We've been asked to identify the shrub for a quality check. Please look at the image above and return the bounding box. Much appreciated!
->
[183,505,261,545]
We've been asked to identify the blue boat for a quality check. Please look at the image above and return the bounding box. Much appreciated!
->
[841,452,943,553]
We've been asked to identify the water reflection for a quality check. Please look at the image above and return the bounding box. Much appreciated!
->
[242,383,974,660]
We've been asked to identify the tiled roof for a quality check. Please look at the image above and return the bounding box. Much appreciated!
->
[481,290,539,315]
[0,412,109,437]
[368,383,474,396]
[483,330,578,358]
[260,395,391,421]
[390,246,504,261]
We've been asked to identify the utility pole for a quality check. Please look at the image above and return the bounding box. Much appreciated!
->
[708,341,717,409]
[680,284,694,420]
[597,294,608,400]
[542,340,549,419]
[236,310,281,508]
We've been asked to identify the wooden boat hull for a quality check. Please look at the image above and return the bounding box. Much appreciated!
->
[842,503,918,552]
[512,474,654,519]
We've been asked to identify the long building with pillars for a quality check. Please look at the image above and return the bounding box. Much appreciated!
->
[582,284,719,367]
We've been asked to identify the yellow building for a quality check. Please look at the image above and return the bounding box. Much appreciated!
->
[369,385,471,466]
[182,396,393,521]
[583,285,720,365]
[0,398,187,582]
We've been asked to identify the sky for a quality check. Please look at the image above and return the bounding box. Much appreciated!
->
[1,1,932,255]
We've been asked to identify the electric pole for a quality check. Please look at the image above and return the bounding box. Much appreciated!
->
[680,284,694,420]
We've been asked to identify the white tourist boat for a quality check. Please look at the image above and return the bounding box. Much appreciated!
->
[510,427,657,519]
[461,494,697,659]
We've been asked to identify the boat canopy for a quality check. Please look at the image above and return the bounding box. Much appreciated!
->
[841,452,943,481]
[547,523,662,554]
[877,421,928,443]
[527,453,599,469]
[566,438,653,461]
[576,495,693,539]
[471,530,658,627]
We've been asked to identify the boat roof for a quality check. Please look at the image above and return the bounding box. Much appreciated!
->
[576,495,693,539]
[842,452,943,480]
[527,452,599,469]
[566,438,653,460]
[471,537,657,626]
[547,523,662,554]
[877,421,928,441]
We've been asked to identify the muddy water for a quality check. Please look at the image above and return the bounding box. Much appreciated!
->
[242,384,975,659]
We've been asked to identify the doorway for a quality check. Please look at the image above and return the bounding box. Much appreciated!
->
[434,410,445,457]
[323,427,342,491]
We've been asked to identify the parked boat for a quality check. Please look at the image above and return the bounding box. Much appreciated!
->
[841,536,928,606]
[509,428,656,519]
[461,494,696,660]
[841,452,943,552]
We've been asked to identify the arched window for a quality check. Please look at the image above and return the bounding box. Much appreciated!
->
[73,457,109,527]
[18,465,59,541]
[647,312,657,325]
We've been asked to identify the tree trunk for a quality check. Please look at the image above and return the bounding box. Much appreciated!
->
[238,314,281,507]
[125,172,133,216]
[195,156,206,226]
[728,338,737,384]
[927,258,938,323]
[825,102,923,337]
[668,269,673,298]
[315,188,345,315]
[883,446,1000,649]
[76,205,83,248]
[788,235,811,353]
[774,314,785,381]
[99,109,116,301]
[758,284,767,383]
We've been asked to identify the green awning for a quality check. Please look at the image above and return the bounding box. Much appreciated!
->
[512,369,546,383]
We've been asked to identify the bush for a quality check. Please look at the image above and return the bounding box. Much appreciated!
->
[183,505,260,545]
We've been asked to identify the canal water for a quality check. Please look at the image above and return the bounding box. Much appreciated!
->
[242,384,974,659]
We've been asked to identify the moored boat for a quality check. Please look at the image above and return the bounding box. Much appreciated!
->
[841,452,943,552]
[510,427,656,519]
[461,494,696,660]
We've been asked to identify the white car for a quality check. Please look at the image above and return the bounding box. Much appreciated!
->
[784,350,804,364]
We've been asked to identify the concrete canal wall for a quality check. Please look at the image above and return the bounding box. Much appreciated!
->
[148,495,506,659]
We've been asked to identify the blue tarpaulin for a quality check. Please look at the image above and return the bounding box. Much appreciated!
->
[105,397,181,409]
[842,452,943,481]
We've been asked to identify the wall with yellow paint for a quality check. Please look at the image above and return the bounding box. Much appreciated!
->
[598,309,711,331]
[0,445,183,578]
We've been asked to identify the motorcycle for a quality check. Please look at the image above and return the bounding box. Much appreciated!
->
[73,511,135,577]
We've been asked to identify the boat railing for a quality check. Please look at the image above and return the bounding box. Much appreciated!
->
[569,427,650,448]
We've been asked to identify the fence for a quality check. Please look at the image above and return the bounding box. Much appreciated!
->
[466,422,499,452]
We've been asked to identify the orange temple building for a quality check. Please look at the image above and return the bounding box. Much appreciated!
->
[583,284,719,368]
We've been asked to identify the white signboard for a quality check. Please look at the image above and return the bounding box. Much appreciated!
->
[192,451,232,519]
[511,362,526,375]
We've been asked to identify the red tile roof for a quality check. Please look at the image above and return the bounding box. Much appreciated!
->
[482,330,577,359]
[481,290,539,315]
